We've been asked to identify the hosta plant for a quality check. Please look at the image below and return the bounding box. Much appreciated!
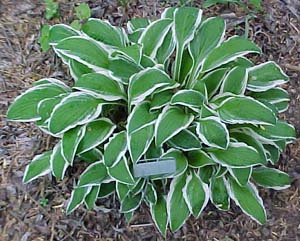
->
[7,6,296,235]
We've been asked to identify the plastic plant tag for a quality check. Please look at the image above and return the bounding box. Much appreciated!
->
[133,157,176,178]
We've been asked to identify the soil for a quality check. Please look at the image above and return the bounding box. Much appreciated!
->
[0,0,300,240]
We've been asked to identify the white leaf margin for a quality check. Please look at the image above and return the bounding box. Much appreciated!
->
[182,173,210,218]
[154,105,194,146]
[196,116,230,149]
[48,92,104,136]
[225,179,267,225]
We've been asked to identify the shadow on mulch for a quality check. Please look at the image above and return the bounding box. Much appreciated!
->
[0,0,299,240]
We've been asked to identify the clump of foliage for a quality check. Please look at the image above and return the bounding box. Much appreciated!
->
[40,3,92,53]
[70,3,92,30]
[39,25,51,52]
[39,0,60,52]
[45,0,59,20]
[7,6,295,235]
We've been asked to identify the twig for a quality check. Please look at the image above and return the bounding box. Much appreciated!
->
[130,223,153,228]
[283,63,300,72]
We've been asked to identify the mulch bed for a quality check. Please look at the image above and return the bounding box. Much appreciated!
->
[0,0,299,240]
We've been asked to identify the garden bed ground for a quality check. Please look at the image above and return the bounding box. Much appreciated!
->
[0,0,300,240]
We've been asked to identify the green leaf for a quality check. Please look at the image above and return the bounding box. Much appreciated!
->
[36,95,66,127]
[75,3,91,20]
[200,105,217,118]
[188,17,225,85]
[49,93,103,135]
[145,183,157,204]
[138,18,173,58]
[69,59,93,81]
[210,93,234,106]
[77,161,108,187]
[98,182,115,198]
[121,192,143,213]
[199,166,214,184]
[70,20,81,30]
[199,68,227,98]
[230,131,267,165]
[215,165,227,177]
[39,25,51,52]
[223,57,254,69]
[128,124,154,163]
[229,167,252,186]
[7,83,68,122]
[127,102,158,134]
[167,129,202,151]
[130,178,145,195]
[183,171,209,217]
[50,142,68,180]
[145,141,163,159]
[55,36,109,70]
[78,148,103,163]
[109,56,142,84]
[220,66,247,95]
[247,120,296,141]
[116,182,130,201]
[104,131,127,167]
[167,174,190,231]
[209,176,230,210]
[201,36,261,73]
[124,211,134,222]
[113,44,142,65]
[33,78,70,88]
[247,62,288,91]
[156,29,176,64]
[180,49,196,87]
[170,90,205,110]
[227,177,267,224]
[45,0,59,20]
[150,90,173,111]
[162,149,188,178]
[128,68,176,105]
[161,7,176,19]
[48,24,79,45]
[252,167,290,190]
[61,125,86,164]
[155,106,194,146]
[187,150,215,168]
[150,195,168,236]
[274,101,289,113]
[74,73,125,101]
[263,144,280,164]
[84,185,100,210]
[128,29,143,43]
[23,151,52,183]
[127,18,150,33]
[82,19,125,47]
[249,87,290,105]
[66,186,91,214]
[208,142,263,167]
[108,157,135,185]
[140,54,156,68]
[77,118,115,154]
[258,100,279,116]
[196,116,229,149]
[173,7,202,81]
[216,96,276,125]
[272,140,286,152]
